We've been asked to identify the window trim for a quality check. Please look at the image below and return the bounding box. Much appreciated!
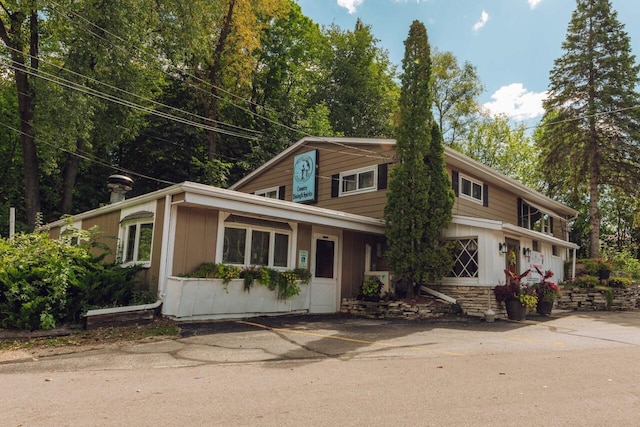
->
[338,165,378,197]
[446,237,479,279]
[255,186,280,199]
[221,221,292,269]
[120,220,154,267]
[459,174,484,205]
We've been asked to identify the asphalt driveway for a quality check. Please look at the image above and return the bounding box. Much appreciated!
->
[2,310,640,426]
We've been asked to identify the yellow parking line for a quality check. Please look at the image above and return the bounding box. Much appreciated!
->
[237,320,463,356]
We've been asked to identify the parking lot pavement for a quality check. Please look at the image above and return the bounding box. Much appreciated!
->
[3,310,640,426]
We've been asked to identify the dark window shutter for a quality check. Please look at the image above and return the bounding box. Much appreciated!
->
[278,186,286,200]
[378,163,388,190]
[549,216,554,233]
[483,184,489,207]
[452,171,459,197]
[331,174,339,198]
[517,198,523,227]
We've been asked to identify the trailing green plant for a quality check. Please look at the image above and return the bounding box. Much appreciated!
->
[182,262,217,278]
[215,264,242,284]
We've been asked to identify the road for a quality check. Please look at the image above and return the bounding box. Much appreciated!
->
[2,310,640,426]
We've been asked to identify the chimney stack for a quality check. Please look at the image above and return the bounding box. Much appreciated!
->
[107,174,133,203]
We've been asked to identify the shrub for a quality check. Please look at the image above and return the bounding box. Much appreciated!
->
[561,274,599,288]
[611,251,640,280]
[608,277,632,289]
[0,230,142,330]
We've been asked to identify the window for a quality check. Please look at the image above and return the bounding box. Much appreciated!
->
[519,200,554,235]
[122,222,153,264]
[222,224,291,268]
[255,187,280,199]
[532,240,540,252]
[552,245,559,257]
[447,238,479,278]
[459,175,483,204]
[339,166,377,196]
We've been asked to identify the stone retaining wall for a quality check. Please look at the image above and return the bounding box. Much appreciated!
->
[340,298,454,320]
[427,285,506,318]
[556,286,640,311]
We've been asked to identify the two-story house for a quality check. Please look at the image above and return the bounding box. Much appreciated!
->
[45,137,578,320]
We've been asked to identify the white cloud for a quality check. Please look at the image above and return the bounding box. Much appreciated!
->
[472,10,489,32]
[483,83,548,121]
[528,0,543,9]
[337,0,363,14]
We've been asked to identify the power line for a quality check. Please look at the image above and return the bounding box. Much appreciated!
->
[0,58,259,141]
[46,0,392,161]
[0,120,176,185]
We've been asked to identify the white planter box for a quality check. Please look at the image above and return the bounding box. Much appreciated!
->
[163,277,310,319]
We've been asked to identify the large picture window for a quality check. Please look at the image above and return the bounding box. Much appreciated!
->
[223,224,291,268]
[122,222,153,264]
[447,238,479,278]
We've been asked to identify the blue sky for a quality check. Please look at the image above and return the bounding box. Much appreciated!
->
[296,0,640,125]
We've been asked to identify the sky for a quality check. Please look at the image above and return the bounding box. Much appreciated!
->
[296,0,640,126]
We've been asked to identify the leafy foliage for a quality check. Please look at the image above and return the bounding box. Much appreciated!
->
[0,230,142,330]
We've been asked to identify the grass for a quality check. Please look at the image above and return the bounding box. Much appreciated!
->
[0,318,180,352]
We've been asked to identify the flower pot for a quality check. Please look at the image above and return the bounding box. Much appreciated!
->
[536,300,553,316]
[598,269,611,280]
[505,298,527,321]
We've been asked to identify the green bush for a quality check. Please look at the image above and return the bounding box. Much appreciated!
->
[611,251,640,280]
[0,230,143,330]
[561,274,600,288]
[608,277,632,289]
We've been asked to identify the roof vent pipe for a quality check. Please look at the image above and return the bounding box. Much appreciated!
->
[107,174,133,203]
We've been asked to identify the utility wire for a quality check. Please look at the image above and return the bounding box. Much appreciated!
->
[0,120,176,185]
[0,58,259,141]
[46,1,392,161]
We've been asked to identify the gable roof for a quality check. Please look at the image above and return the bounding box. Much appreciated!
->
[230,136,578,219]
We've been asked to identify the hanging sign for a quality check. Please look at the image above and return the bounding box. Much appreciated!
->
[292,150,317,203]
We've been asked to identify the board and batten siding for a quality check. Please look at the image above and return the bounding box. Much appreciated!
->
[172,206,218,276]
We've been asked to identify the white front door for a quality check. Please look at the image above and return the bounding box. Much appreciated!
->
[310,233,339,313]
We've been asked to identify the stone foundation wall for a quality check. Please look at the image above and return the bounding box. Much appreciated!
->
[556,286,640,311]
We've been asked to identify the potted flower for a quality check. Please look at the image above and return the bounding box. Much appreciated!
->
[494,269,537,321]
[531,267,560,316]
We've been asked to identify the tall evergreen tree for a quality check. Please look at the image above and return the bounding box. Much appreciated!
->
[539,0,640,257]
[384,21,454,298]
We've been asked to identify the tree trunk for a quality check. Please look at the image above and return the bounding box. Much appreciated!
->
[60,139,85,214]
[206,0,236,161]
[0,8,41,228]
[588,161,600,258]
